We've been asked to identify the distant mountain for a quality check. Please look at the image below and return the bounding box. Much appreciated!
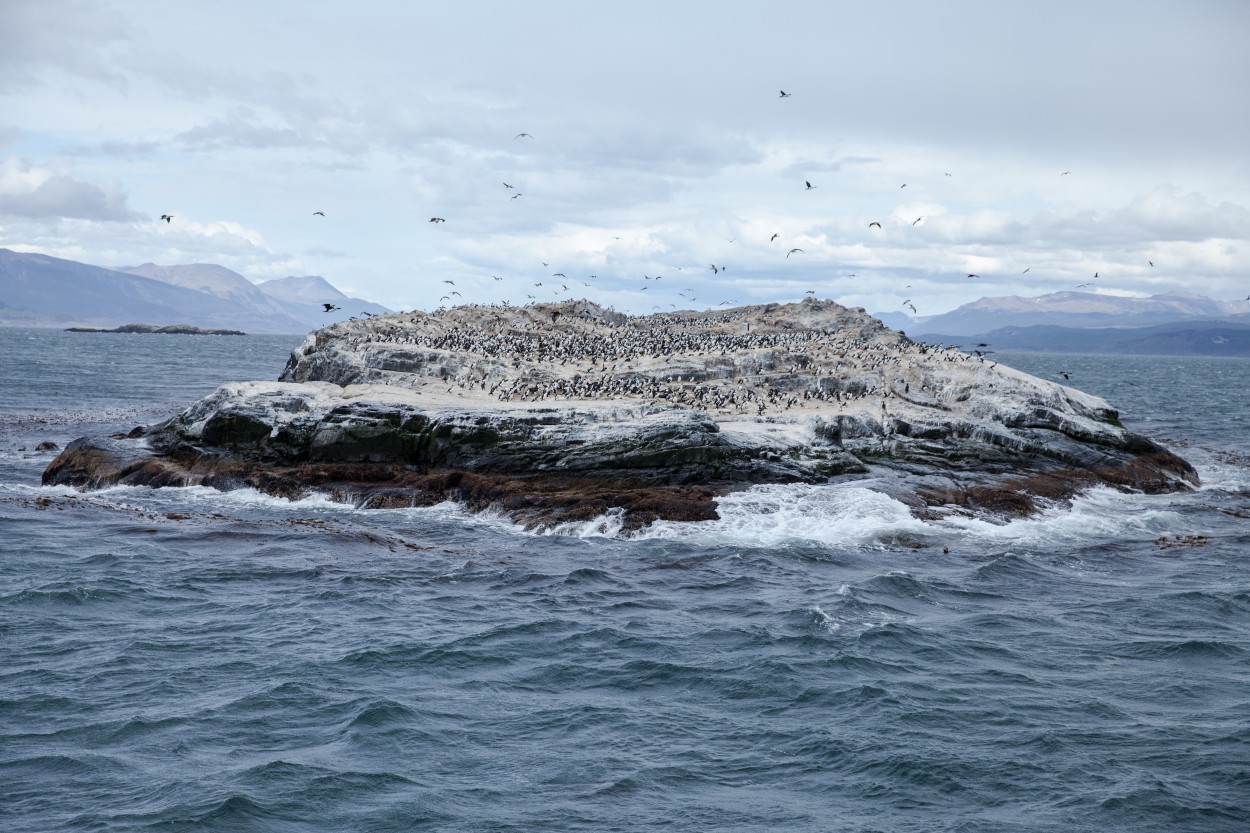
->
[256,275,392,328]
[918,321,1250,357]
[912,290,1250,336]
[118,263,309,332]
[0,248,389,334]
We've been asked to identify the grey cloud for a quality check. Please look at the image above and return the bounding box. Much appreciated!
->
[0,171,141,221]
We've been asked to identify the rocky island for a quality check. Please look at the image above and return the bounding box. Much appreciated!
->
[65,323,246,335]
[44,298,1197,530]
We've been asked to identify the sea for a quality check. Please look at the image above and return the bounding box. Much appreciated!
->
[1,326,1247,833]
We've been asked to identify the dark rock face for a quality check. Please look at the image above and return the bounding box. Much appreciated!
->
[43,300,1199,530]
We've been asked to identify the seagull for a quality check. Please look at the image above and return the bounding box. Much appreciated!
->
[944,172,952,177]
[770,233,780,241]
[1149,261,1154,267]
[1094,272,1099,278]
[493,275,503,281]
[503,182,514,188]
[512,193,522,199]
[906,303,917,313]
[442,280,454,285]
[786,248,804,258]
[710,264,719,274]
[805,290,816,295]
[313,211,325,216]
[429,217,445,223]
[1076,283,1092,288]
[552,272,566,278]
[1022,268,1030,273]
[868,221,882,228]
[912,216,923,225]
[900,184,907,189]
[1059,371,1072,380]
[966,273,980,278]
[779,90,791,98]
[515,133,534,139]
[1061,171,1071,175]
[160,214,173,223]
[322,303,340,312]
[805,181,816,190]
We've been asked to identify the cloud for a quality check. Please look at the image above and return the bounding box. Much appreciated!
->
[0,158,141,220]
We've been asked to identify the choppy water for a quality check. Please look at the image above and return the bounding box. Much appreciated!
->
[2,327,1248,832]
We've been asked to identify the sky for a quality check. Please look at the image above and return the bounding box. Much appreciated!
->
[2,0,1248,317]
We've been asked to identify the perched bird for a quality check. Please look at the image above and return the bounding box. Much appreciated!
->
[322,303,340,312]
[429,217,445,223]
[868,221,882,228]
[805,180,816,190]
[313,211,325,216]
[786,248,804,258]
[160,214,173,223]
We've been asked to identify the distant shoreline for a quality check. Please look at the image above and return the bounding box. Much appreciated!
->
[65,324,247,336]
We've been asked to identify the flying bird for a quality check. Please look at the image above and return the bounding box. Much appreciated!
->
[1149,261,1154,267]
[313,211,325,216]
[912,216,923,225]
[429,217,445,223]
[322,303,340,312]
[900,184,907,189]
[503,182,514,188]
[160,214,173,223]
[966,273,980,278]
[442,280,454,284]
[805,181,816,190]
[710,264,720,274]
[868,221,882,228]
[779,90,791,98]
[511,193,522,199]
[770,233,780,241]
[1061,171,1071,175]
[493,275,503,281]
[1059,371,1072,380]
[1022,268,1030,273]
[786,248,804,258]
[906,303,917,313]
[514,133,534,139]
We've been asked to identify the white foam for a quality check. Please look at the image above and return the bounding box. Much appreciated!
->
[635,482,933,547]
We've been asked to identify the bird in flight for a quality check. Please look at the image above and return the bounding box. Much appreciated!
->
[786,248,804,258]
[966,273,980,278]
[770,233,780,241]
[868,221,882,228]
[1061,171,1071,176]
[313,211,325,216]
[1076,283,1092,288]
[442,280,455,285]
[944,172,952,177]
[493,275,503,281]
[1022,268,1030,273]
[429,217,445,223]
[1149,261,1154,267]
[160,214,173,223]
[515,133,534,139]
[912,216,923,225]
[322,303,340,312]
[779,90,791,98]
[805,181,816,190]
[906,302,917,313]
[503,182,514,189]
[900,184,907,189]
[511,193,522,199]
[1059,371,1072,380]
[709,264,720,274]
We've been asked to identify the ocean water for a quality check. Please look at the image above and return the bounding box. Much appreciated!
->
[2,327,1248,832]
